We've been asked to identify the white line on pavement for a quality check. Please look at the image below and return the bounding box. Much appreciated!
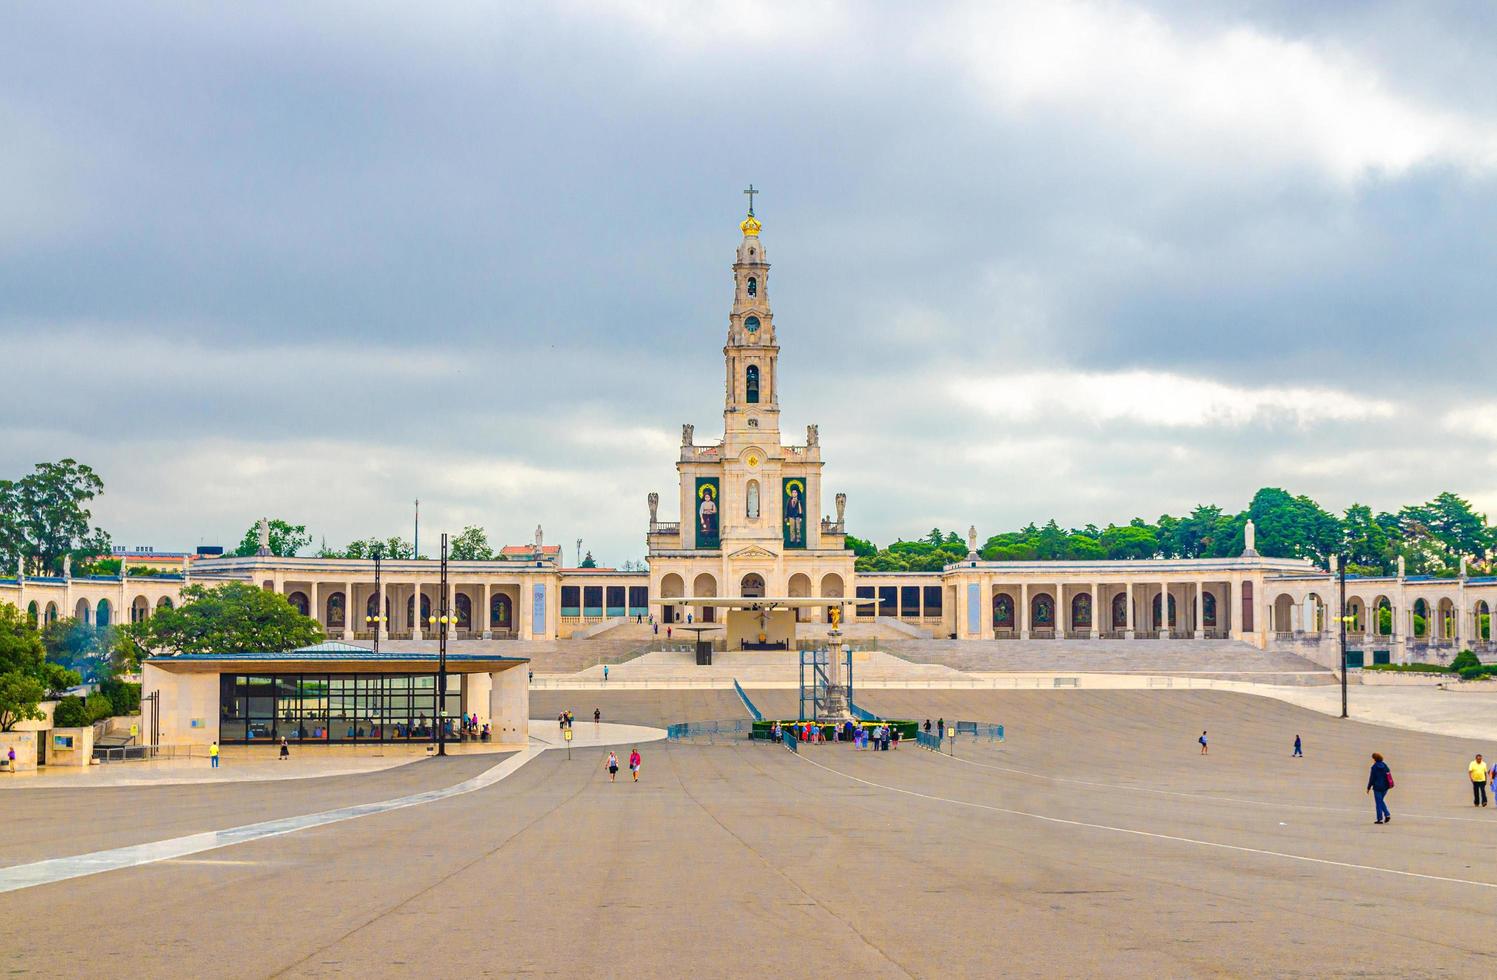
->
[793,753,1497,891]
[0,747,544,895]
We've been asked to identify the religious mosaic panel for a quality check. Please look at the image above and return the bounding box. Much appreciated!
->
[781,477,807,549]
[694,477,721,549]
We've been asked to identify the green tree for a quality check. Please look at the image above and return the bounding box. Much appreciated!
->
[845,535,878,559]
[1397,492,1490,572]
[0,459,112,575]
[0,604,79,731]
[41,617,112,683]
[1247,488,1342,563]
[131,583,324,656]
[1342,503,1392,572]
[448,525,494,561]
[234,519,311,558]
[1101,522,1159,560]
[924,528,944,547]
[327,536,414,559]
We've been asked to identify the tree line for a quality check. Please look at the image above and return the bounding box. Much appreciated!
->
[850,488,1494,577]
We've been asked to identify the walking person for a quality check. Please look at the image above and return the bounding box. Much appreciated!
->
[1293,734,1303,758]
[629,747,641,782]
[605,751,619,783]
[279,736,290,760]
[7,746,15,771]
[594,708,601,728]
[1470,754,1489,807]
[209,741,219,768]
[603,664,610,683]
[1367,752,1393,824]
[923,719,932,734]
[1199,731,1209,756]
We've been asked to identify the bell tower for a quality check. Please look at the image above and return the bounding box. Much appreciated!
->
[723,185,779,448]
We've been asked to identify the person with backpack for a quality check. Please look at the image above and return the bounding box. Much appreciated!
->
[1367,752,1393,824]
[1199,731,1209,755]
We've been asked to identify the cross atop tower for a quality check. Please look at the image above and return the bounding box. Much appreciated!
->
[743,183,759,216]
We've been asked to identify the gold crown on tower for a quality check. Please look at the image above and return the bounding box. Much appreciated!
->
[740,211,762,237]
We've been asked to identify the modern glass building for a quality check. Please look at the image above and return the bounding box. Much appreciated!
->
[219,672,465,743]
[141,644,531,748]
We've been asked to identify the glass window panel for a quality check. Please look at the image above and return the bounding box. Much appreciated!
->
[220,719,247,741]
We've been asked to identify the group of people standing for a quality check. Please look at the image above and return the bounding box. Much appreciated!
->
[766,719,901,750]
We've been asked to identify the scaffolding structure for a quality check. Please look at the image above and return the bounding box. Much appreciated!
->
[798,643,854,722]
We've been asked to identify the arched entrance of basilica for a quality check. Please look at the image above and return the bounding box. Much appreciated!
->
[740,573,766,599]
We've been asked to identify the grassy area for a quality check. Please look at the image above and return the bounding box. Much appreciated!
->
[1362,663,1456,674]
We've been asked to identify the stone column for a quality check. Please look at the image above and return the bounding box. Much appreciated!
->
[487,665,529,744]
[411,582,423,641]
[1089,582,1100,640]
[1159,581,1170,638]
[344,580,354,640]
[377,580,388,644]
[479,581,491,639]
[310,582,321,630]
[1124,581,1135,639]
[1056,584,1066,637]
[1194,582,1205,639]
[1019,583,1030,640]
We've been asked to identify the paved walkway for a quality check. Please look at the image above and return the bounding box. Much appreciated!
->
[1,721,663,790]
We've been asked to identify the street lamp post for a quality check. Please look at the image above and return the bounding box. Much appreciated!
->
[1338,558,1349,719]
[428,533,451,756]
[366,546,386,653]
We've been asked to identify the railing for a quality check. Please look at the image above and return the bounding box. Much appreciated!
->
[848,699,878,723]
[665,719,755,742]
[953,721,1005,741]
[732,679,763,721]
[916,730,943,751]
[92,743,211,763]
[781,727,799,752]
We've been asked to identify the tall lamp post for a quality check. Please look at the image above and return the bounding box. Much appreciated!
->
[366,545,386,653]
[428,532,452,756]
[1338,557,1349,719]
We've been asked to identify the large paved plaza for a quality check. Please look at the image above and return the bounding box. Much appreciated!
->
[2,689,1495,977]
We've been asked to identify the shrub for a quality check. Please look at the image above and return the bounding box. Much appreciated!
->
[1450,649,1481,672]
[1362,663,1455,674]
[84,692,114,723]
[1459,664,1497,681]
[99,678,140,714]
[52,696,87,727]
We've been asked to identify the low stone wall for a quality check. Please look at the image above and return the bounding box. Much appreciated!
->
[1359,671,1452,687]
[0,731,37,772]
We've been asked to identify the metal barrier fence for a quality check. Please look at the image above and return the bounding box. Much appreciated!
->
[954,721,1005,742]
[733,678,764,721]
[665,719,756,742]
[848,699,878,723]
[92,744,211,763]
[916,731,942,751]
[781,727,798,753]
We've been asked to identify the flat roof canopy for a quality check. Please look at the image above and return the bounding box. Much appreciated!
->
[664,596,886,609]
[145,650,528,674]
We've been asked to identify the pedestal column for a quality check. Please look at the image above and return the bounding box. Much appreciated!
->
[1089,582,1100,640]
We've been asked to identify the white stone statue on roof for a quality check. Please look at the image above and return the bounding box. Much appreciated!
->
[256,517,271,556]
[535,524,544,549]
[63,554,71,579]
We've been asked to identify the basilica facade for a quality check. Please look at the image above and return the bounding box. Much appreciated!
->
[4,205,1494,667]
[645,205,855,627]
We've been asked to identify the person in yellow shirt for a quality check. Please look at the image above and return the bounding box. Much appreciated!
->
[1470,754,1488,807]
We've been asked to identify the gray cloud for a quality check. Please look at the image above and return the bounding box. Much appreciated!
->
[3,1,1495,562]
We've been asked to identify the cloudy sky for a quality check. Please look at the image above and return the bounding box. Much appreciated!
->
[3,1,1496,564]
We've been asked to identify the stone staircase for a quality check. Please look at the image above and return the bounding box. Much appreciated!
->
[880,637,1335,682]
